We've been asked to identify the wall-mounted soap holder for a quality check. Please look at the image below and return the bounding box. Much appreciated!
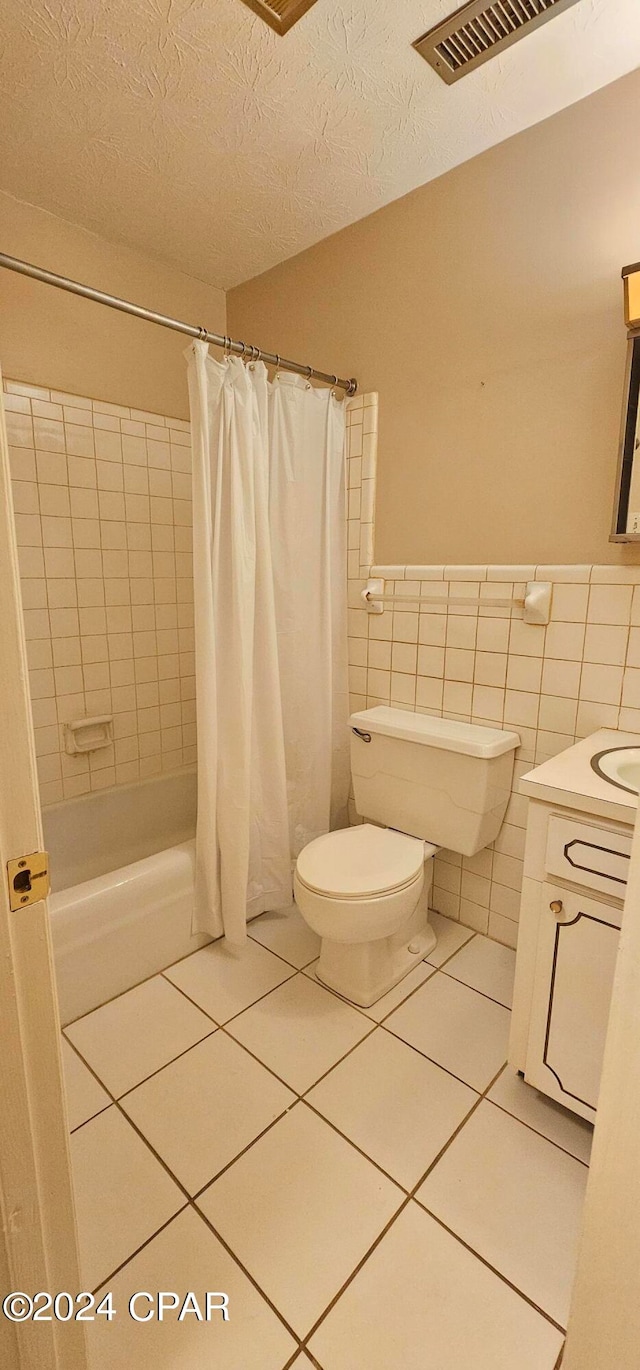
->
[64,715,113,756]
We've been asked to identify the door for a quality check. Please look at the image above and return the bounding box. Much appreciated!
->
[0,373,87,1370]
[524,882,621,1122]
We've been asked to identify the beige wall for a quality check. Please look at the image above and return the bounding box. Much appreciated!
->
[229,69,640,567]
[0,191,225,420]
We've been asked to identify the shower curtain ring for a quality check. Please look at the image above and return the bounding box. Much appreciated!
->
[196,325,208,341]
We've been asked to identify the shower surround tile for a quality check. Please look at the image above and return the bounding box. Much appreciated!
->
[4,377,195,806]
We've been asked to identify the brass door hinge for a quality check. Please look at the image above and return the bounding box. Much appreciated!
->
[7,851,50,910]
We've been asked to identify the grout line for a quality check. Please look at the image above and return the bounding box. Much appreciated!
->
[190,1106,299,1200]
[60,931,218,1028]
[65,945,582,1353]
[379,1014,499,1094]
[114,1027,218,1102]
[554,1343,565,1369]
[439,965,513,1011]
[299,1194,414,1347]
[62,907,308,1033]
[191,1203,301,1347]
[162,962,299,1030]
[301,1098,409,1195]
[68,1100,111,1135]
[413,1203,567,1334]
[91,1203,191,1295]
[485,1096,591,1168]
[65,1035,301,1345]
[406,1059,509,1195]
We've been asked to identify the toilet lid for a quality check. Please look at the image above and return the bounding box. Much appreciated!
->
[296,824,425,899]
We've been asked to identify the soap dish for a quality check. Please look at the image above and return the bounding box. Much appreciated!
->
[64,715,113,755]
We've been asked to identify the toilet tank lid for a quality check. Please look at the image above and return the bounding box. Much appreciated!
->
[350,706,520,759]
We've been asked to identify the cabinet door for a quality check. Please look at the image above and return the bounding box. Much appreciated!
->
[524,883,621,1122]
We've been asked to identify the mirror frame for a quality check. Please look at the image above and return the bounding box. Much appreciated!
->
[611,330,640,543]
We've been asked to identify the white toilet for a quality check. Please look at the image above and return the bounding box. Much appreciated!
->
[294,706,519,1007]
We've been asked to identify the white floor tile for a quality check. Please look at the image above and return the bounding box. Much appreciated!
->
[86,1208,296,1370]
[443,934,516,1008]
[66,976,215,1097]
[249,902,320,968]
[121,1033,295,1194]
[361,961,437,1021]
[62,1039,110,1132]
[226,973,372,1093]
[308,1202,563,1369]
[164,939,294,1023]
[416,1100,588,1326]
[425,910,475,966]
[70,1106,184,1290]
[488,1068,593,1165]
[307,1029,478,1188]
[198,1102,402,1337]
[386,973,511,1091]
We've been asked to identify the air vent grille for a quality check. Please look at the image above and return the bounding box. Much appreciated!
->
[414,0,584,83]
[238,0,320,34]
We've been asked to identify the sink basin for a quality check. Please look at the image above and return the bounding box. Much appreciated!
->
[591,746,640,796]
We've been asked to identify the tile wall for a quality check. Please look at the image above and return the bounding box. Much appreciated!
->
[3,377,195,806]
[345,395,640,947]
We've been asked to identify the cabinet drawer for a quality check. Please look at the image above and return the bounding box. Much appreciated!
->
[524,883,621,1120]
[545,815,631,900]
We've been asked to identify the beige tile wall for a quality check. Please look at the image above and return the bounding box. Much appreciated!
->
[3,377,196,806]
[345,396,640,948]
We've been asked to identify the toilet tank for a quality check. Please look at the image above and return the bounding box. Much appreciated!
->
[350,706,519,857]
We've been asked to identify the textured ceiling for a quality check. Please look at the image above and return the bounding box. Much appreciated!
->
[1,0,639,288]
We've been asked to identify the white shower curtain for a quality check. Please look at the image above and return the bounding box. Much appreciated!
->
[269,372,349,855]
[186,344,348,946]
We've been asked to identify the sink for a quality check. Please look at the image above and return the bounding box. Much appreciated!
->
[591,746,640,796]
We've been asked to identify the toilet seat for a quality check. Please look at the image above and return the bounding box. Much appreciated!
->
[295,824,426,900]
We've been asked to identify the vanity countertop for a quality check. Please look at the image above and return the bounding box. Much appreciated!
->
[520,729,640,824]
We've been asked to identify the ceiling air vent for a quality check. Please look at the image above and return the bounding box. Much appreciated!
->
[413,0,584,84]
[238,0,320,34]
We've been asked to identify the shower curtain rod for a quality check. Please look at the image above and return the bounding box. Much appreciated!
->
[0,250,358,396]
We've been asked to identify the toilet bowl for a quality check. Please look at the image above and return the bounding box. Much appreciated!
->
[295,706,520,1008]
[294,824,437,1007]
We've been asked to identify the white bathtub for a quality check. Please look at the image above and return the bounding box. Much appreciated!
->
[45,770,210,1025]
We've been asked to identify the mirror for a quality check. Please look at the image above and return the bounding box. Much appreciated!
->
[611,334,640,541]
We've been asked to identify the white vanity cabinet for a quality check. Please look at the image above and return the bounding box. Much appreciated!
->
[510,729,639,1124]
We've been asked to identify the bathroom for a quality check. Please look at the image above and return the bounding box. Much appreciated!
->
[1,2,640,1367]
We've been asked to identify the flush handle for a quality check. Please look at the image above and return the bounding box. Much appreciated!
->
[352,727,372,742]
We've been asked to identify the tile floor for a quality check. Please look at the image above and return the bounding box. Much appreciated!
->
[62,906,592,1369]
